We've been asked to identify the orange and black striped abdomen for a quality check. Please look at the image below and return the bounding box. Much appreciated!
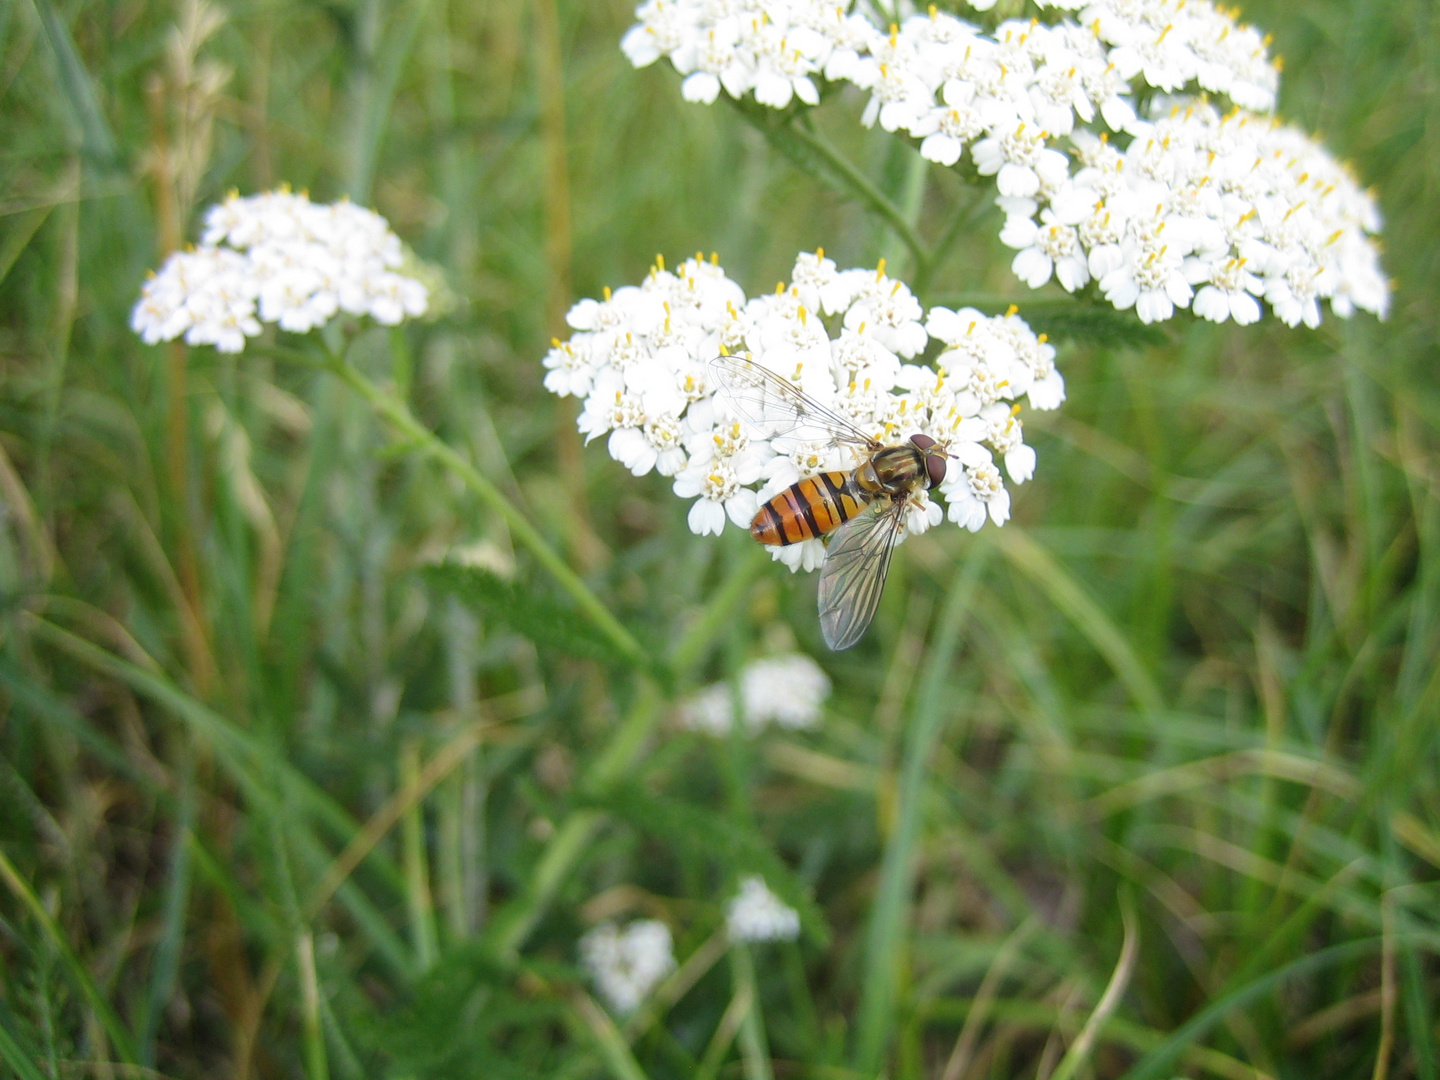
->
[751,471,871,546]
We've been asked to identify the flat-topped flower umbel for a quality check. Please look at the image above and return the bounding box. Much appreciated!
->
[544,251,1062,570]
[621,1,1387,328]
[132,189,428,354]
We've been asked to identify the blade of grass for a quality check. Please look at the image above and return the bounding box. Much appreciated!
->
[1382,806,1437,1080]
[306,704,528,920]
[346,0,431,203]
[1374,891,1397,1080]
[939,916,1039,1080]
[0,1020,48,1080]
[489,540,768,960]
[1083,748,1359,821]
[236,710,532,1071]
[1048,892,1139,1080]
[694,980,752,1080]
[925,992,1289,1079]
[24,615,414,975]
[0,204,51,288]
[668,544,770,677]
[731,944,774,1080]
[1118,937,1385,1080]
[318,977,366,1080]
[23,614,403,884]
[32,0,119,165]
[569,988,652,1080]
[1000,527,1164,717]
[485,678,663,961]
[853,540,991,1075]
[135,748,195,1068]
[400,738,440,972]
[297,931,330,1080]
[0,846,139,1064]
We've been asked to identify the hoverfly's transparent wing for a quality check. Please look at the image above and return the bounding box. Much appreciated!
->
[816,499,905,651]
[709,354,878,457]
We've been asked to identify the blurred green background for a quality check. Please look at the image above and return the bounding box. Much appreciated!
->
[2,0,1439,1077]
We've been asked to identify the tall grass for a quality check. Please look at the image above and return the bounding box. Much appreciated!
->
[1,0,1438,1077]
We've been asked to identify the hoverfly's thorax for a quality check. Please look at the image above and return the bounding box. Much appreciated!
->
[871,444,927,496]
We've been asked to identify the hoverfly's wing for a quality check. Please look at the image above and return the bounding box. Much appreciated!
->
[709,354,878,456]
[816,499,905,651]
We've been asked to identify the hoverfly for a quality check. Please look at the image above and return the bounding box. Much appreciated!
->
[710,353,950,651]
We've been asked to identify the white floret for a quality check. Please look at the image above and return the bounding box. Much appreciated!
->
[727,876,802,942]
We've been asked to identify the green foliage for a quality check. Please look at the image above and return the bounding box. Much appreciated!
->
[1021,298,1172,350]
[593,781,831,946]
[424,563,637,668]
[1,0,1438,1078]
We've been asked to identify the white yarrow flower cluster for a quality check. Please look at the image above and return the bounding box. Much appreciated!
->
[849,12,1131,175]
[1077,0,1279,111]
[1000,102,1389,324]
[622,0,1276,151]
[621,1,1387,327]
[621,0,880,106]
[580,920,677,1013]
[544,251,1060,568]
[131,189,429,354]
[679,652,832,735]
[726,876,801,942]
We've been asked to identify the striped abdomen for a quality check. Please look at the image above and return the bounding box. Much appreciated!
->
[751,471,873,546]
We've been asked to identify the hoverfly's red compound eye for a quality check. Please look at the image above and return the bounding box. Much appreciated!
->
[908,433,948,489]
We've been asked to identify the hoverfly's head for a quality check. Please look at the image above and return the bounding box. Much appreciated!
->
[908,433,948,490]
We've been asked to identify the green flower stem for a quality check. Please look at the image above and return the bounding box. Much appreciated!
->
[785,116,931,275]
[669,544,770,678]
[731,944,775,1080]
[490,550,766,961]
[911,187,996,299]
[325,346,771,964]
[569,987,652,1080]
[322,351,649,672]
[296,931,331,1080]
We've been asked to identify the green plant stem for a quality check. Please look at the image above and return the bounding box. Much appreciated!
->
[321,340,770,964]
[490,547,764,960]
[297,931,331,1080]
[400,738,440,971]
[322,350,649,672]
[731,944,774,1080]
[570,989,652,1080]
[670,545,769,677]
[488,678,664,960]
[911,187,995,299]
[136,749,195,1068]
[785,115,930,274]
